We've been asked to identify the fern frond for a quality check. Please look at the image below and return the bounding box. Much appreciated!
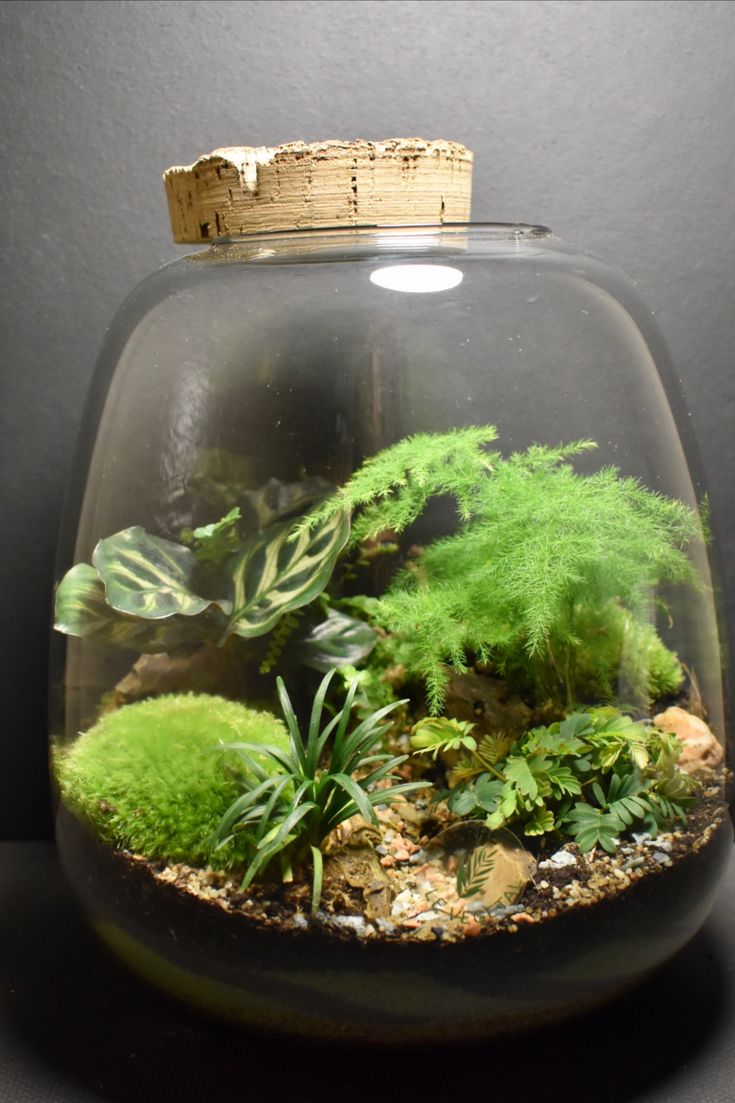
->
[456,845,497,898]
[295,426,500,540]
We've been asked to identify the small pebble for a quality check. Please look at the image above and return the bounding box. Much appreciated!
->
[331,915,367,933]
[539,849,577,870]
[466,900,490,915]
[489,903,525,918]
[292,913,308,929]
[653,852,672,865]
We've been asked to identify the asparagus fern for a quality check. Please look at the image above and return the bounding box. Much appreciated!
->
[302,427,702,712]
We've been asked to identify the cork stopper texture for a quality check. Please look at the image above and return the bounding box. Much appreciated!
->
[163,138,473,243]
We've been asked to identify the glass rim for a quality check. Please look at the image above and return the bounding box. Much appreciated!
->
[199,222,553,248]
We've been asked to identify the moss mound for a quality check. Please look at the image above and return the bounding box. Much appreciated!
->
[55,694,288,869]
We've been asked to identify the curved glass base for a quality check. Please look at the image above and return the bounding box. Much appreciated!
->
[56,803,733,1042]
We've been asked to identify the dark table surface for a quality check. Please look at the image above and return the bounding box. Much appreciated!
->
[2,840,734,1103]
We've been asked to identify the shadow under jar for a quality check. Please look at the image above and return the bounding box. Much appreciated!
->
[51,139,731,1042]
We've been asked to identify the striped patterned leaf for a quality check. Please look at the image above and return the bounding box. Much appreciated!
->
[227,511,350,639]
[288,610,378,672]
[54,563,224,652]
[93,527,232,621]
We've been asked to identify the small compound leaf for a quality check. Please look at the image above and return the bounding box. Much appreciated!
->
[192,508,242,566]
[504,756,538,801]
[474,775,505,813]
[448,787,479,817]
[524,807,555,836]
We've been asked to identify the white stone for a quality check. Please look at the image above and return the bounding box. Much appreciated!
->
[539,849,578,869]
[331,915,367,933]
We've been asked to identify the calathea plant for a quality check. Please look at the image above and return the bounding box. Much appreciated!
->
[54,505,353,654]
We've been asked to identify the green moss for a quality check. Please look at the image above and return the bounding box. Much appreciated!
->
[570,602,684,706]
[54,694,288,868]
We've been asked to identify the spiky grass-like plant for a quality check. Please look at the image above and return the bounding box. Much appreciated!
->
[212,669,423,913]
[54,694,289,867]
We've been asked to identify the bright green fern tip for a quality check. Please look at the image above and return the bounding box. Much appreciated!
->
[314,429,701,713]
[54,694,289,868]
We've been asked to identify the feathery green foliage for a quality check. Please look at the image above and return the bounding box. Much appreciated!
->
[303,427,700,712]
[212,669,423,913]
[414,708,701,852]
[54,694,289,867]
[299,426,500,542]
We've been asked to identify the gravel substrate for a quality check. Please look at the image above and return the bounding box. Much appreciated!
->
[125,774,729,945]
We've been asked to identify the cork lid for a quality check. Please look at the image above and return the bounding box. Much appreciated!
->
[163,138,473,244]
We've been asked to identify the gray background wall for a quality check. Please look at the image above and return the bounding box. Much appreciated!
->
[1,0,733,838]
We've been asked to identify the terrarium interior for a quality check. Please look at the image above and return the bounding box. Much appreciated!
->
[50,140,730,1039]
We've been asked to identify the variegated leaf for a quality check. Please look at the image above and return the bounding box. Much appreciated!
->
[53,563,223,652]
[288,610,377,672]
[93,527,232,621]
[227,511,350,639]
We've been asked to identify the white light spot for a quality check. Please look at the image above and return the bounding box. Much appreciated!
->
[369,264,464,294]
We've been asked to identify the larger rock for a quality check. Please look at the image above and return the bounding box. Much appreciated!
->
[428,822,536,909]
[654,706,724,775]
[443,671,532,737]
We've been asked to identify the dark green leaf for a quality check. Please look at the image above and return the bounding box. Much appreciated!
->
[227,511,349,638]
[474,775,504,813]
[448,787,479,816]
[290,610,378,672]
[54,562,223,652]
[93,527,231,621]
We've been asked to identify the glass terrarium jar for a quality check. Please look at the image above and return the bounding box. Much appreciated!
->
[51,139,731,1042]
